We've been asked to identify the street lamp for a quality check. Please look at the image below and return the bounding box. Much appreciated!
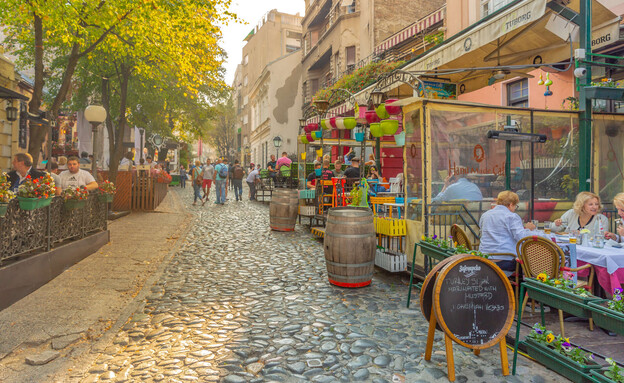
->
[369,90,386,108]
[84,105,107,178]
[5,102,18,122]
[273,135,282,157]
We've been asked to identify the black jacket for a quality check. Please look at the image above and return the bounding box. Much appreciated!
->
[7,168,47,191]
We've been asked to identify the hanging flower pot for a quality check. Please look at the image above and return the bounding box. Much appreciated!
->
[394,131,406,146]
[375,103,390,119]
[329,117,337,129]
[384,99,401,115]
[365,111,381,124]
[320,119,329,130]
[343,117,357,130]
[306,132,315,142]
[355,132,365,142]
[370,122,383,138]
[312,130,322,140]
[300,135,309,144]
[98,193,114,203]
[355,105,368,124]
[335,117,346,130]
[381,119,399,135]
[304,124,314,134]
[0,202,8,217]
[64,199,87,211]
[17,196,53,211]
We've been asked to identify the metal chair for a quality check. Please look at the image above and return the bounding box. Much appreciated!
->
[516,236,595,337]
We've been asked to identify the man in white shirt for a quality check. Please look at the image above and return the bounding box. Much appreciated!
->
[201,159,215,204]
[146,156,157,168]
[59,156,98,191]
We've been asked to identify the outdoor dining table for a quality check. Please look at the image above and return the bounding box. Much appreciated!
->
[541,232,624,295]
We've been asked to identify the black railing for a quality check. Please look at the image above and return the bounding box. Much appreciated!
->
[0,194,108,264]
[427,202,481,244]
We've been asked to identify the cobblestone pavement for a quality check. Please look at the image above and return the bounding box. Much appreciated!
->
[79,188,564,382]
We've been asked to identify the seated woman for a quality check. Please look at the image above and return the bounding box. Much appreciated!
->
[366,166,387,193]
[550,191,608,237]
[606,192,624,242]
[479,191,537,271]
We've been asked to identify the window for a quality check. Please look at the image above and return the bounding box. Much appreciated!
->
[244,75,248,86]
[346,46,356,66]
[243,55,248,65]
[481,0,513,18]
[334,51,340,78]
[507,79,528,107]
[311,78,319,95]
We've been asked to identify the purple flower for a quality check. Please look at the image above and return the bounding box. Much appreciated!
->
[614,288,623,295]
[561,341,572,348]
[534,328,543,334]
[432,235,437,239]
[614,294,622,302]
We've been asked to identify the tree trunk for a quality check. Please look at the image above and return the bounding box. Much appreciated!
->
[102,77,118,183]
[27,13,46,163]
[106,65,132,184]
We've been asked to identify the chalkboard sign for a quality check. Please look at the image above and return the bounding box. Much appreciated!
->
[433,256,515,350]
[420,254,467,331]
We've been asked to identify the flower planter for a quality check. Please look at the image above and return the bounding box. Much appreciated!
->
[381,119,399,135]
[524,338,602,383]
[384,99,401,115]
[64,199,87,210]
[587,300,624,336]
[375,103,390,119]
[365,110,381,124]
[329,117,337,129]
[0,202,8,217]
[523,278,601,318]
[394,132,405,146]
[370,123,383,138]
[320,119,329,130]
[354,132,365,142]
[335,117,346,130]
[591,369,621,383]
[343,117,357,130]
[312,130,322,140]
[17,196,53,211]
[306,132,314,142]
[355,105,368,124]
[584,86,624,101]
[98,194,114,203]
[418,241,455,262]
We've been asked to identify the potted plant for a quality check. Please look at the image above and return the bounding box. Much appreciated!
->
[62,186,89,210]
[524,324,601,381]
[17,173,55,211]
[98,180,116,203]
[591,358,624,383]
[524,274,601,318]
[370,122,383,138]
[587,288,624,336]
[0,172,15,217]
[419,235,489,262]
[380,119,399,135]
[343,117,357,130]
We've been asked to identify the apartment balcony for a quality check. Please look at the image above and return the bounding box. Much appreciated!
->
[303,1,359,59]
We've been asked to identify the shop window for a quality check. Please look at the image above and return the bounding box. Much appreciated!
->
[507,79,528,108]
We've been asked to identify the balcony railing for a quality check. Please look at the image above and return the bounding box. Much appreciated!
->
[0,194,108,264]
[303,1,358,57]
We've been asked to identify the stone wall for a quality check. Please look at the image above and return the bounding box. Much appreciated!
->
[373,0,446,47]
[0,54,16,172]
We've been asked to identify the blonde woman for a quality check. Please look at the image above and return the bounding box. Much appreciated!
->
[551,191,608,237]
[606,193,624,242]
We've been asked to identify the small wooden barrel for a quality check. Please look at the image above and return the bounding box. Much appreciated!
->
[324,207,376,287]
[269,189,299,231]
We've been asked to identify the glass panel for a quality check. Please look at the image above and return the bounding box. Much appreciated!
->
[404,108,422,221]
[596,114,624,208]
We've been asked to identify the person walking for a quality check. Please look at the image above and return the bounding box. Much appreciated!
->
[179,165,187,189]
[191,160,203,206]
[201,159,214,204]
[230,160,245,201]
[246,164,260,201]
[214,158,228,205]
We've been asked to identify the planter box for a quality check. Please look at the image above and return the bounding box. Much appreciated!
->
[591,369,622,383]
[375,249,407,272]
[418,241,455,262]
[524,278,601,318]
[587,300,624,336]
[98,194,114,203]
[584,86,624,101]
[0,202,7,217]
[17,197,53,211]
[63,199,87,210]
[524,338,602,383]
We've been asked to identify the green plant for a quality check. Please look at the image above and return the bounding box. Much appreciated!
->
[560,175,579,196]
[17,173,55,199]
[535,273,592,297]
[608,287,624,314]
[99,180,117,195]
[529,324,595,364]
[424,31,444,46]
[62,186,88,201]
[605,358,624,382]
[350,184,362,206]
[561,96,579,111]
[420,235,489,258]
[590,78,623,88]
[0,172,15,203]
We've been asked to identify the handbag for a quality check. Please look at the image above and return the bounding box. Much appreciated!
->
[194,168,203,186]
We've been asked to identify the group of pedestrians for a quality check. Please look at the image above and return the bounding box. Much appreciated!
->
[187,158,247,206]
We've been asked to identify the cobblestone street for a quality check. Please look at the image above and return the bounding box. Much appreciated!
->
[77,188,562,382]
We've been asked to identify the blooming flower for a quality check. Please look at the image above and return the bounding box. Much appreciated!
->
[546,334,555,343]
[614,294,622,302]
[614,288,623,295]
[537,273,548,282]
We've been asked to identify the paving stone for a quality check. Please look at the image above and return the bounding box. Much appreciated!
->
[51,333,82,350]
[25,351,60,366]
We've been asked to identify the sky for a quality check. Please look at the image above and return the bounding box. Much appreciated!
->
[220,0,305,85]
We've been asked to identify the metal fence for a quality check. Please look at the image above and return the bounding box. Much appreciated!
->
[0,194,108,264]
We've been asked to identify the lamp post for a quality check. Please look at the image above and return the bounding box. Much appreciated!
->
[84,105,107,178]
[138,127,145,164]
[273,135,282,158]
[5,102,18,122]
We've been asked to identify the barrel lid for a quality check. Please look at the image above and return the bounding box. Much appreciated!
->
[328,207,372,217]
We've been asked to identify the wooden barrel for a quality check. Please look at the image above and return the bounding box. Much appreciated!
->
[324,207,376,287]
[269,189,299,231]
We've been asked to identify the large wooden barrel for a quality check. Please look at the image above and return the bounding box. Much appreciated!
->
[269,189,299,231]
[324,207,376,287]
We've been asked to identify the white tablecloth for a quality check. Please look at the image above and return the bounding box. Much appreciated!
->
[575,245,624,274]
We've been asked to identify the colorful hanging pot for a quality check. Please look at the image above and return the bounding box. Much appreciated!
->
[355,105,368,124]
[300,135,309,144]
[384,99,401,116]
[381,119,399,135]
[320,119,329,130]
[394,131,406,146]
[312,130,322,140]
[375,103,390,119]
[304,124,314,134]
[306,132,314,142]
[329,117,337,129]
[370,122,383,138]
[335,117,346,130]
[343,117,357,130]
[365,110,381,124]
[354,132,365,142]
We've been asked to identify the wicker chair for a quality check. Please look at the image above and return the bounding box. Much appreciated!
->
[451,224,520,301]
[516,236,595,337]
